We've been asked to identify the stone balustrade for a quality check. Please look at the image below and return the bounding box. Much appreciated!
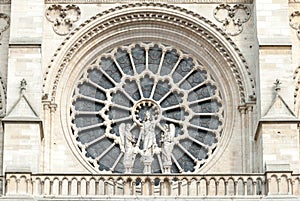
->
[3,172,300,198]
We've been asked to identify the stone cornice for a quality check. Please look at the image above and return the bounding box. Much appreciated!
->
[45,0,253,4]
[0,0,10,4]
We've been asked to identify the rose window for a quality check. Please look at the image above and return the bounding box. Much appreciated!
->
[70,43,224,173]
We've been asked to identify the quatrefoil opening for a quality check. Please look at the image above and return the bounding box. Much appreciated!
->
[46,4,81,36]
[214,4,251,36]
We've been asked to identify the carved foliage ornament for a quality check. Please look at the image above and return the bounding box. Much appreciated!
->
[70,43,224,173]
[214,4,251,36]
[290,11,300,40]
[46,4,81,35]
[0,13,10,41]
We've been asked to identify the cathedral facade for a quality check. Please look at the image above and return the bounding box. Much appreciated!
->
[1,0,300,200]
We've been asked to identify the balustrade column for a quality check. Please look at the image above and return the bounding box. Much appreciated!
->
[68,181,71,195]
[234,181,238,195]
[196,180,200,196]
[59,180,62,195]
[49,181,53,195]
[123,180,130,195]
[215,181,219,196]
[160,181,164,196]
[77,181,81,196]
[40,181,44,195]
[16,179,20,194]
[187,181,191,196]
[288,178,292,195]
[150,180,154,195]
[132,182,136,195]
[224,181,228,196]
[253,181,257,195]
[243,181,247,195]
[95,180,99,195]
[277,178,280,194]
[86,181,90,195]
[178,181,182,196]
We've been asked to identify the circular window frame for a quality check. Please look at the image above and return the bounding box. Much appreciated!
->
[44,4,254,174]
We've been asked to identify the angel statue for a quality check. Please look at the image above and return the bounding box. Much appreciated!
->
[161,123,175,173]
[119,123,135,173]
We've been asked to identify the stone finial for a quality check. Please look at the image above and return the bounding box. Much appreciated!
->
[274,79,281,93]
[20,79,27,95]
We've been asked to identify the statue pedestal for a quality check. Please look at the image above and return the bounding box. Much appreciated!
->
[163,162,172,173]
[143,157,153,173]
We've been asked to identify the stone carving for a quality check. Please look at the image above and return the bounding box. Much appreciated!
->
[274,79,281,93]
[141,111,157,173]
[119,123,136,173]
[289,11,300,40]
[20,79,27,95]
[214,4,251,36]
[70,42,224,173]
[161,123,175,173]
[45,4,81,35]
[44,3,255,106]
[0,13,10,42]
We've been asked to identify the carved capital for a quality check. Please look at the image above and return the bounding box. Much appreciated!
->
[46,4,81,36]
[289,11,300,40]
[214,4,251,36]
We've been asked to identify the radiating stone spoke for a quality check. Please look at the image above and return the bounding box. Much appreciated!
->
[110,103,132,111]
[78,123,105,132]
[85,135,106,148]
[119,90,136,104]
[156,153,164,173]
[78,94,107,105]
[157,51,166,75]
[75,111,99,115]
[98,66,118,86]
[149,81,158,99]
[187,123,216,133]
[161,116,182,125]
[96,143,116,161]
[188,96,214,106]
[187,81,208,94]
[113,58,125,77]
[137,80,144,99]
[170,57,182,76]
[112,116,132,124]
[110,152,124,172]
[177,143,197,162]
[192,112,218,117]
[129,52,138,75]
[171,154,184,173]
[86,79,107,93]
[161,104,182,112]
[177,68,195,86]
[188,136,210,150]
[157,90,172,104]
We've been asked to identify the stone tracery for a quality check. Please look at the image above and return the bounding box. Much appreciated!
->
[70,43,224,173]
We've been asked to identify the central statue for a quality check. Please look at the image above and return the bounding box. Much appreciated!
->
[141,111,157,173]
